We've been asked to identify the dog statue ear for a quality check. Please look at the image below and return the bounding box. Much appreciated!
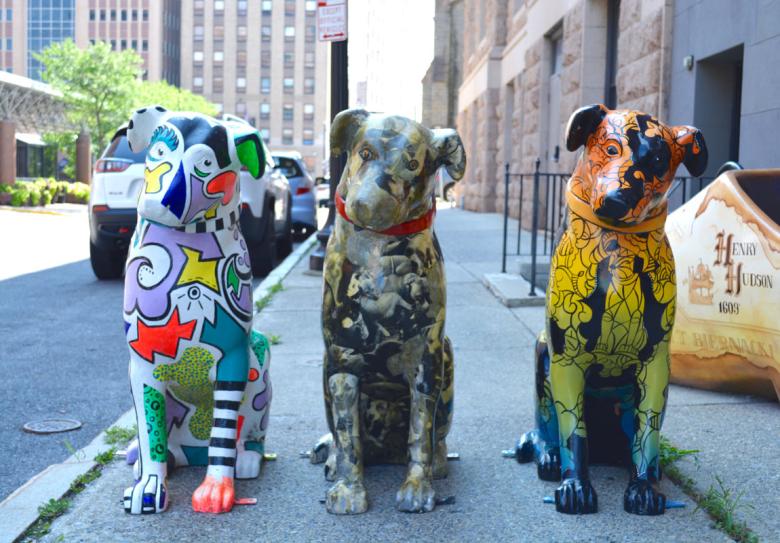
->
[234,130,268,179]
[674,126,708,177]
[431,129,467,181]
[565,104,609,152]
[331,109,370,156]
[126,105,168,152]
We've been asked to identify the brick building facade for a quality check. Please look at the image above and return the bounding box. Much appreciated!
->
[455,0,672,216]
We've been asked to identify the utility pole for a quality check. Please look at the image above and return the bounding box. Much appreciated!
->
[310,1,348,271]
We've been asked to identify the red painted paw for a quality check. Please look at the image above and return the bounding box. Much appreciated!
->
[192,475,236,514]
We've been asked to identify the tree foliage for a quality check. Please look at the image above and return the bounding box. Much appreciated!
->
[37,39,142,153]
[132,81,218,117]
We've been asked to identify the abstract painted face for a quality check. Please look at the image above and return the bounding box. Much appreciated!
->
[126,106,267,227]
[565,104,708,225]
[330,109,466,231]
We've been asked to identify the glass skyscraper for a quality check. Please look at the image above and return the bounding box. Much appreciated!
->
[27,0,75,80]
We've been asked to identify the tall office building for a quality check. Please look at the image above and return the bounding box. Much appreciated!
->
[0,0,180,83]
[180,0,329,176]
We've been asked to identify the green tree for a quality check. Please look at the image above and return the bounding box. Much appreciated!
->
[133,81,218,117]
[37,39,142,153]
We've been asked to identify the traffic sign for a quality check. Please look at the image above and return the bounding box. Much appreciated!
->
[317,0,348,42]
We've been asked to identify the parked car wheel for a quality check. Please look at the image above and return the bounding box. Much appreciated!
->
[90,241,125,280]
[249,202,277,277]
[276,195,294,259]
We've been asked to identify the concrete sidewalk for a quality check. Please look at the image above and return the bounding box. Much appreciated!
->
[34,208,776,542]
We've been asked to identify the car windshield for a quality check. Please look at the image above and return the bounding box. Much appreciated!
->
[103,134,146,163]
[273,156,303,178]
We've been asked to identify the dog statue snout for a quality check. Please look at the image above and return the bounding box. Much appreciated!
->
[595,192,630,220]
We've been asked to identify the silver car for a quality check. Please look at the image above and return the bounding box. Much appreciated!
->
[272,151,318,236]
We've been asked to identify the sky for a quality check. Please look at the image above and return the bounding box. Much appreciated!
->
[346,0,435,121]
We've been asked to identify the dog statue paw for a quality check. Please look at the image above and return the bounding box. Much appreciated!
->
[555,478,598,515]
[314,109,466,514]
[122,107,274,514]
[512,104,707,515]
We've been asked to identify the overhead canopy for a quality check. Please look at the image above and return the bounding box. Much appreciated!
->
[16,133,46,146]
[0,71,69,133]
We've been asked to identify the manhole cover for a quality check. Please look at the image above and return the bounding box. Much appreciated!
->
[23,418,82,435]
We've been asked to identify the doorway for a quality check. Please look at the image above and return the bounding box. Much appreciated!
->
[545,26,563,171]
[694,45,744,177]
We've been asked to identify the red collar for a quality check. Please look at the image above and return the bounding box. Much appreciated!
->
[335,192,436,236]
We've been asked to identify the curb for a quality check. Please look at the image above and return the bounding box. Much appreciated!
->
[481,272,546,307]
[0,410,136,543]
[252,232,319,313]
[0,234,319,543]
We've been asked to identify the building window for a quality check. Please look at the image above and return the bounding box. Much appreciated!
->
[213,78,224,92]
[282,129,294,145]
[262,26,271,41]
[305,1,317,13]
[132,40,138,50]
[89,9,95,21]
[237,77,246,90]
[142,40,148,52]
[285,1,296,16]
[261,51,271,67]
[261,77,271,94]
[194,0,204,12]
[284,52,294,67]
[120,39,127,49]
[262,1,272,14]
[143,10,149,21]
[306,25,316,42]
[237,50,247,65]
[303,130,314,145]
[260,103,270,120]
[193,51,204,62]
[194,26,204,40]
[238,26,247,40]
[237,102,247,114]
[260,128,270,142]
[284,78,294,93]
[214,51,224,62]
[6,38,11,50]
[304,78,315,94]
[6,8,12,21]
[304,104,314,120]
[238,1,248,15]
[284,26,295,40]
[110,9,116,21]
[193,76,204,88]
[132,9,138,21]
[283,104,294,121]
[100,9,106,21]
[121,9,127,21]
[214,26,224,39]
[215,1,224,11]
[304,52,315,67]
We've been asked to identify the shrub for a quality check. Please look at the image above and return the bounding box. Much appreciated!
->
[0,184,10,194]
[28,186,42,206]
[10,184,30,206]
[66,182,90,204]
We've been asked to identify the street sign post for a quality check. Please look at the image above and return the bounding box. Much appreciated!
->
[317,0,348,42]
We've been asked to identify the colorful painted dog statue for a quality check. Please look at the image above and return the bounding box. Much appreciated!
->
[122,106,272,514]
[514,105,707,515]
[310,109,465,514]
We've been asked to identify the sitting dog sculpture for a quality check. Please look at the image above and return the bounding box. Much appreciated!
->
[122,106,272,514]
[514,104,707,515]
[311,109,466,514]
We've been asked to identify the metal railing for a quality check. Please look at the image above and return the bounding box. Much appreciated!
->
[501,159,714,296]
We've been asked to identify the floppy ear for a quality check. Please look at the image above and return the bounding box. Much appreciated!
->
[565,104,609,152]
[431,129,467,181]
[330,109,370,156]
[234,130,267,179]
[126,105,168,152]
[675,126,708,177]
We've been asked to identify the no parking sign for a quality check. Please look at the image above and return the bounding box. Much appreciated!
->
[317,0,348,42]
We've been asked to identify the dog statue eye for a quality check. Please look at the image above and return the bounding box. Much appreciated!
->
[607,145,620,157]
[407,159,419,171]
[359,147,374,161]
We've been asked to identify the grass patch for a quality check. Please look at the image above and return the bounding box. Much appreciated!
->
[104,424,137,446]
[254,282,284,312]
[20,447,120,541]
[661,435,758,543]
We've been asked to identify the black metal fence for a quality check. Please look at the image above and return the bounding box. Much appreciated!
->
[501,159,714,296]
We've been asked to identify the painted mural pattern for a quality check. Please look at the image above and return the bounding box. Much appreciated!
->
[515,105,707,516]
[122,106,272,515]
